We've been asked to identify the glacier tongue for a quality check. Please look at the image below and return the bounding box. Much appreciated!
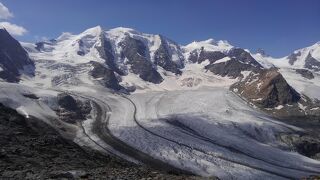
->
[106,87,320,179]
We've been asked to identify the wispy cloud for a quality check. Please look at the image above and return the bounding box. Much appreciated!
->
[0,22,27,36]
[0,2,27,36]
[0,2,13,20]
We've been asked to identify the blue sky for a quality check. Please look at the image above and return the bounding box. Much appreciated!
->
[0,0,319,57]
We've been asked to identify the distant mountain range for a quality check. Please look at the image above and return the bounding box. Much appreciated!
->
[1,26,320,118]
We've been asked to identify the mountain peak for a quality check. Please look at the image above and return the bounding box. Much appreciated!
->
[56,32,73,41]
[203,38,216,44]
[184,38,233,53]
[57,26,103,41]
[108,27,139,35]
[81,25,103,36]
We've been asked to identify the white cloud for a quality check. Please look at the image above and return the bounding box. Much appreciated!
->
[0,22,27,36]
[0,2,13,20]
[0,2,28,36]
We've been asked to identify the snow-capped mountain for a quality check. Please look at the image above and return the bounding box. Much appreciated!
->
[0,26,312,117]
[183,38,234,60]
[284,42,320,70]
[252,42,320,101]
[20,26,189,91]
[17,26,320,109]
[1,26,320,179]
[253,42,320,70]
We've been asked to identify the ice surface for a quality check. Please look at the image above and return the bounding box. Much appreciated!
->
[106,87,320,179]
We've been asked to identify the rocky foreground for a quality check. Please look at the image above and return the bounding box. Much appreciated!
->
[0,103,209,180]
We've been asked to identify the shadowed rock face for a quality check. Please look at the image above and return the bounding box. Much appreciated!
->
[288,52,301,65]
[120,36,163,84]
[56,93,91,124]
[188,50,199,63]
[57,93,79,111]
[199,51,227,64]
[188,47,227,64]
[96,34,124,75]
[304,53,320,71]
[296,69,314,79]
[256,48,268,56]
[35,39,57,52]
[190,47,264,78]
[76,39,86,56]
[231,69,300,108]
[227,48,263,68]
[90,61,123,91]
[205,58,262,78]
[154,36,182,75]
[0,29,34,82]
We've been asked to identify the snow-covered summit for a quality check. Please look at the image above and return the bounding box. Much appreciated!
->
[107,27,140,36]
[251,41,320,101]
[285,42,320,68]
[18,26,187,89]
[183,38,233,53]
[182,38,234,62]
[105,26,184,66]
[30,26,107,65]
[56,32,73,41]
[57,25,103,39]
[106,27,162,62]
[252,41,320,70]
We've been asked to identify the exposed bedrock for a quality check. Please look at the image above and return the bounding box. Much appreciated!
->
[120,36,163,83]
[231,69,300,108]
[90,61,124,91]
[154,36,183,75]
[56,93,91,124]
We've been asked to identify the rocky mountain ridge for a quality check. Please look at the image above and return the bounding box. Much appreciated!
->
[0,26,318,115]
[0,26,318,117]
